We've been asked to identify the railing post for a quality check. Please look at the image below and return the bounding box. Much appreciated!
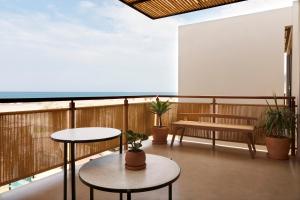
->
[66,100,76,200]
[123,98,129,150]
[69,100,75,129]
[290,98,296,156]
[212,98,216,149]
[155,96,160,126]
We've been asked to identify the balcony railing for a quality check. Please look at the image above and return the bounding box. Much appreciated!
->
[0,95,296,188]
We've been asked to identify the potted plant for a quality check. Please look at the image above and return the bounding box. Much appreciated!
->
[149,99,172,144]
[125,130,148,170]
[264,97,295,160]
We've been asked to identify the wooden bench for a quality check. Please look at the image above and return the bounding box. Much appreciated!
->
[171,113,257,158]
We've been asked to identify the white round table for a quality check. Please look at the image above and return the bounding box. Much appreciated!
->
[51,127,122,200]
[79,154,181,200]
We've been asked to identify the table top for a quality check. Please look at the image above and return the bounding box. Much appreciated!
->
[79,154,181,193]
[51,127,121,143]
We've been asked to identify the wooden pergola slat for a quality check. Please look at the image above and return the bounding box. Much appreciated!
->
[120,0,247,19]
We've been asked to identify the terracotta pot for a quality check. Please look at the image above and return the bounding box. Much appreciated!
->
[152,126,169,145]
[266,137,290,160]
[125,150,146,170]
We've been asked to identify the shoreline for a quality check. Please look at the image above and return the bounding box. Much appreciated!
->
[0,98,160,113]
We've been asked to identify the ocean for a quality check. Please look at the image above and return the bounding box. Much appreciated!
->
[0,92,177,99]
[0,92,177,112]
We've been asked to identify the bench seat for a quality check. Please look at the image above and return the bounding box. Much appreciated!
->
[172,120,255,132]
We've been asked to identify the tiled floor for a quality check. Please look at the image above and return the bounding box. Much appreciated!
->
[1,138,300,200]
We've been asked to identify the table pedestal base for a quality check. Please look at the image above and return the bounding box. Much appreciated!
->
[90,184,173,200]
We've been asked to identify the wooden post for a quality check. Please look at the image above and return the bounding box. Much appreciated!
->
[65,100,76,200]
[155,96,159,126]
[69,100,75,129]
[68,100,75,165]
[123,98,129,150]
[212,98,216,149]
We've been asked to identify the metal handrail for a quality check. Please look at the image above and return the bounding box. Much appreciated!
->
[0,94,295,103]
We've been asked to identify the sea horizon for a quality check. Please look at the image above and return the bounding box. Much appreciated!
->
[0,91,177,99]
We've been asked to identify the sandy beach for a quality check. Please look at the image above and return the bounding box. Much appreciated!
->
[0,97,163,113]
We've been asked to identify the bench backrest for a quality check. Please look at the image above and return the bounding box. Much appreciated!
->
[178,113,257,124]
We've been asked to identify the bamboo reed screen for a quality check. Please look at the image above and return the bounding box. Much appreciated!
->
[75,103,152,160]
[175,103,212,138]
[75,104,124,160]
[0,109,68,186]
[120,0,245,19]
[0,99,285,187]
[217,104,276,145]
[129,103,153,135]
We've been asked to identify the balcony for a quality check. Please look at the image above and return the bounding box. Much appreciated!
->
[0,95,299,200]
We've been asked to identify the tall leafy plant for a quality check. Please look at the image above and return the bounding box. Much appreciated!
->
[149,100,171,128]
[264,97,295,138]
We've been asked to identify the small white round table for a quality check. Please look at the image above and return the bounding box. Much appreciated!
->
[79,154,181,200]
[51,127,122,200]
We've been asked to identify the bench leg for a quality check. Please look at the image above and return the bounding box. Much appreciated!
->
[171,127,185,147]
[251,133,256,153]
[171,129,176,147]
[247,133,255,159]
[179,128,185,143]
[212,131,216,150]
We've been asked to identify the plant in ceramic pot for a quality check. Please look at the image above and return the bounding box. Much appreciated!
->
[125,130,148,170]
[149,99,172,144]
[264,97,295,160]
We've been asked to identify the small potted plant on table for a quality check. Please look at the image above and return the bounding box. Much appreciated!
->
[149,99,172,144]
[264,98,295,160]
[125,130,148,170]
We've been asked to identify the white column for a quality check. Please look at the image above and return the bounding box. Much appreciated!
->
[294,0,300,159]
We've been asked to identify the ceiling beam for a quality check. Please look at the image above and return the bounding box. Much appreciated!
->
[128,0,150,6]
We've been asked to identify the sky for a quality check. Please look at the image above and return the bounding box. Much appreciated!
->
[0,0,293,92]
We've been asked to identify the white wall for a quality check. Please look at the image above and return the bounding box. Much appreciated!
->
[295,0,300,159]
[179,7,294,97]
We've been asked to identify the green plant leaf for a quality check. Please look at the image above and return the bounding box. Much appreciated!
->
[263,96,295,138]
[126,130,149,152]
[149,100,172,127]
